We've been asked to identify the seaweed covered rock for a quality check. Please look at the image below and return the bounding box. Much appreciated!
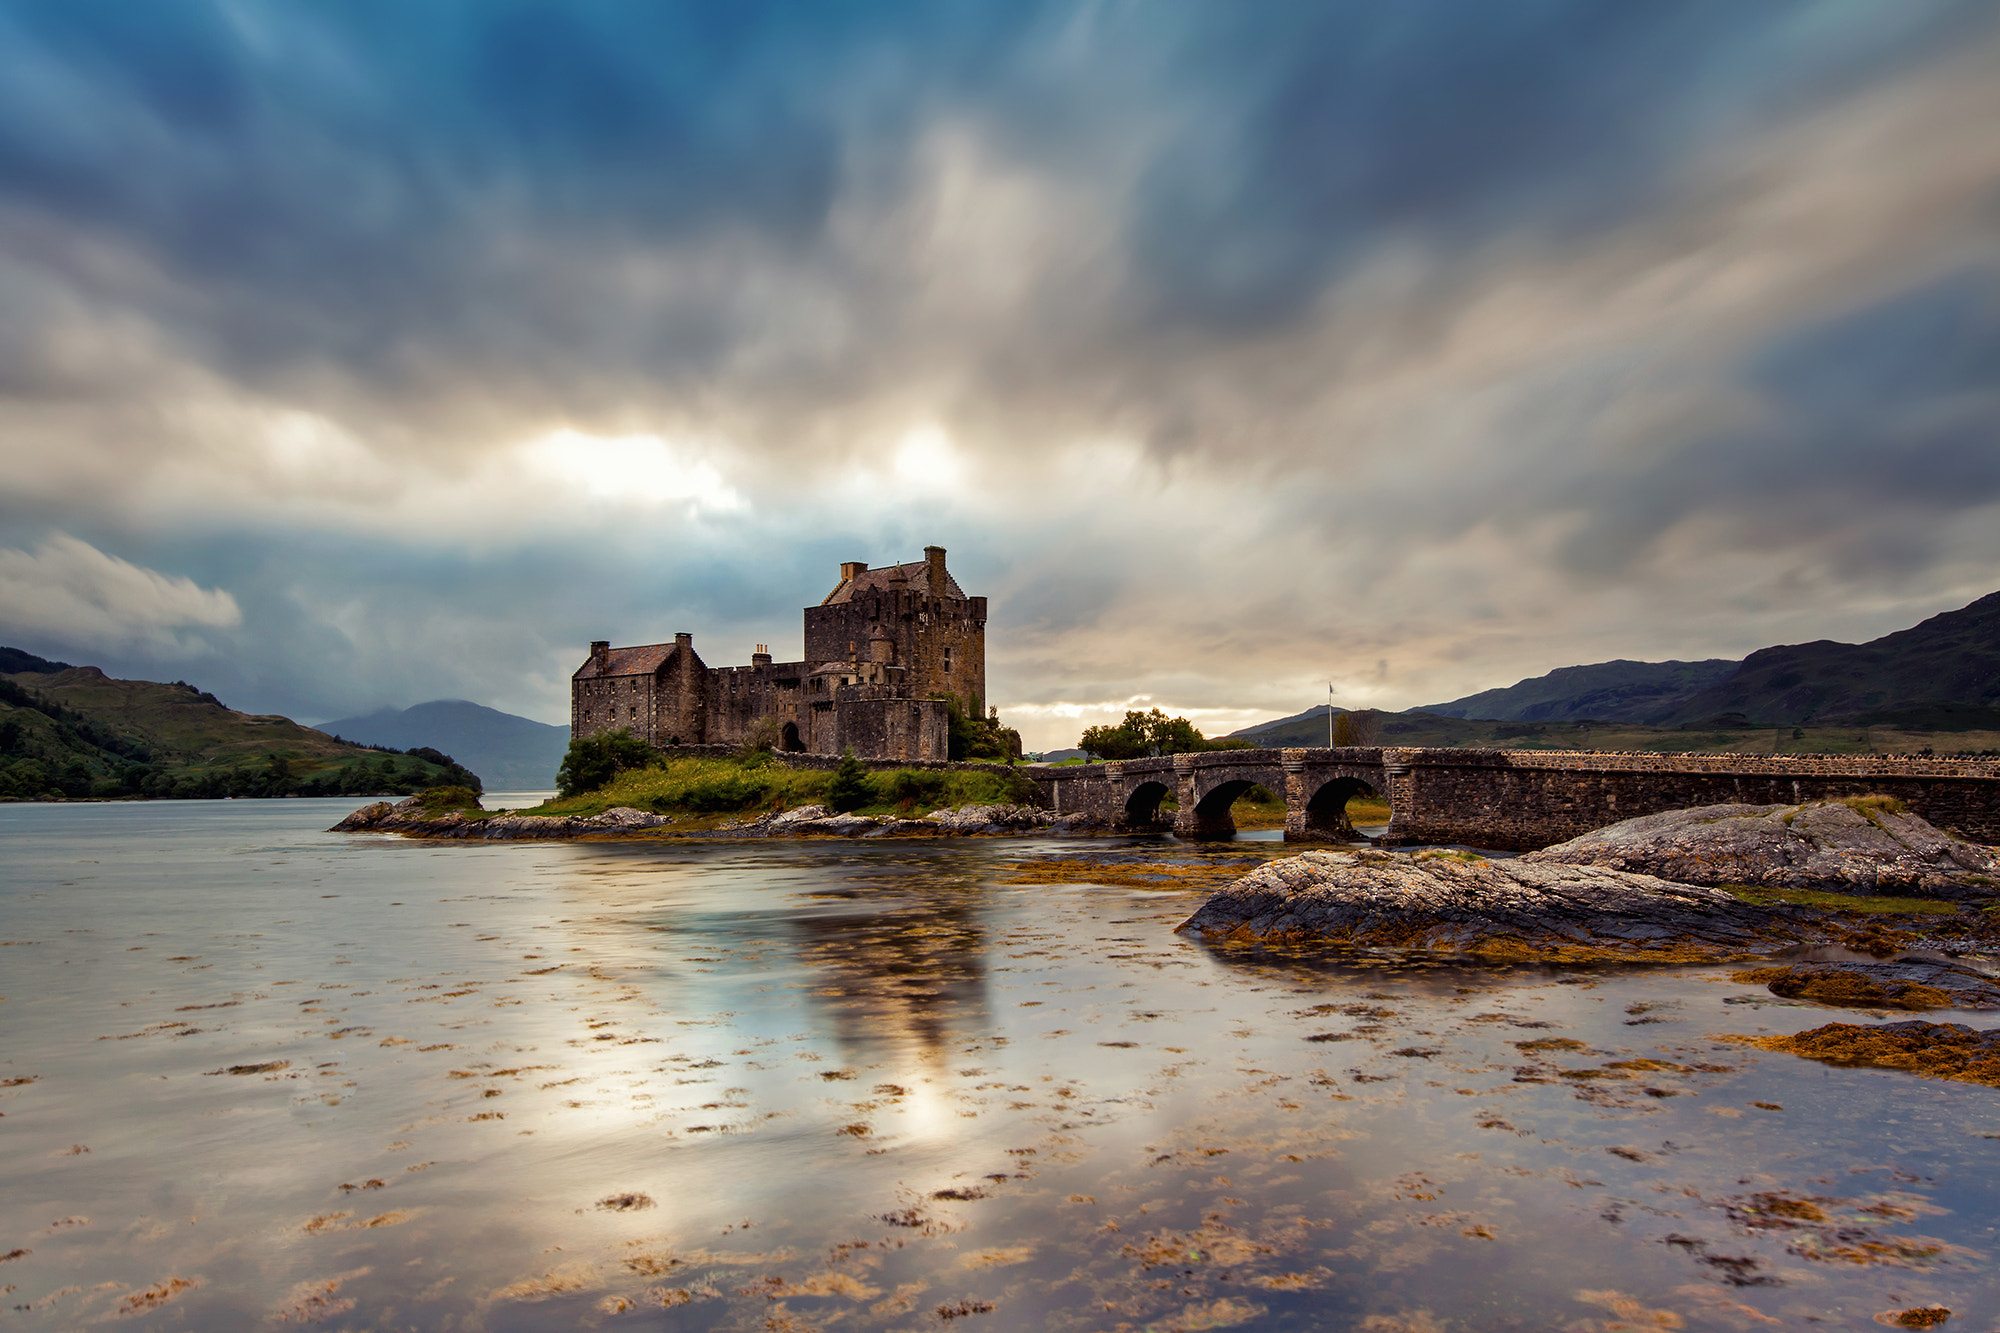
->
[927,804,1055,834]
[1177,849,1821,962]
[1745,1020,2000,1086]
[1730,960,2000,1010]
[721,806,883,837]
[1522,799,2000,900]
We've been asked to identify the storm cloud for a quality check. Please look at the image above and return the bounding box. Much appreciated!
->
[0,0,1995,748]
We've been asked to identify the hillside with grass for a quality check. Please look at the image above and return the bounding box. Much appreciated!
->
[1,655,481,800]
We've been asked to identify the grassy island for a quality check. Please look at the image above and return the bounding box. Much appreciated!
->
[463,739,1396,834]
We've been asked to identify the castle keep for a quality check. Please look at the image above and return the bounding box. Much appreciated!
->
[571,546,986,761]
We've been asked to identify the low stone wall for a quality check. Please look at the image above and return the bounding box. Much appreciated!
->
[1382,748,2000,851]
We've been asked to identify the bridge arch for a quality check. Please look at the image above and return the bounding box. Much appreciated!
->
[1291,772,1379,842]
[1176,760,1287,838]
[1122,780,1173,828]
[1185,778,1260,838]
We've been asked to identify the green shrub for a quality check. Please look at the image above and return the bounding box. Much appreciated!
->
[675,771,775,813]
[415,785,483,812]
[885,769,950,808]
[997,766,1040,806]
[826,748,874,813]
[556,728,658,798]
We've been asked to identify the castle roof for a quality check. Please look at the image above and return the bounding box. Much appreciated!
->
[573,642,684,679]
[821,560,965,605]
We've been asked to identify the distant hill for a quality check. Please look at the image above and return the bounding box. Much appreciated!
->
[315,700,568,790]
[1418,659,1740,725]
[1229,705,1348,746]
[1662,590,2000,727]
[0,646,74,675]
[1229,589,2000,741]
[1,661,479,800]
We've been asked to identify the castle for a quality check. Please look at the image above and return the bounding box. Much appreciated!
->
[571,546,986,761]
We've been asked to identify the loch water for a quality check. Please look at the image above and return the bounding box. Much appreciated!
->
[2,798,1998,1331]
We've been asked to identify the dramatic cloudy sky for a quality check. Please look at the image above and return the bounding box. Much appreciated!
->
[2,1,1997,750]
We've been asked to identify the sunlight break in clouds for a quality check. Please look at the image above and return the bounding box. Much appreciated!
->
[517,430,747,514]
[0,533,240,654]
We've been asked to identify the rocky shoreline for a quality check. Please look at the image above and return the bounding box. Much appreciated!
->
[1175,800,2000,969]
[330,797,1115,840]
[1522,799,2000,900]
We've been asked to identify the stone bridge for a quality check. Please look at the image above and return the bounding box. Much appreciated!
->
[1026,747,2000,851]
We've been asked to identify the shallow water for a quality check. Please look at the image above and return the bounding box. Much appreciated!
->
[2,799,1998,1331]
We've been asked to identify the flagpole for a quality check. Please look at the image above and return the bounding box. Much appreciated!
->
[1327,682,1333,748]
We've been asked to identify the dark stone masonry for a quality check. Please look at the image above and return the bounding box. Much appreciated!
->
[1027,747,2000,850]
[572,546,985,762]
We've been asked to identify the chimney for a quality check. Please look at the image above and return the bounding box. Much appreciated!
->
[751,643,772,666]
[590,640,610,671]
[674,632,693,650]
[924,545,947,597]
[840,560,867,584]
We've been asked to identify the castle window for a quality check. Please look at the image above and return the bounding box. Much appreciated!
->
[943,647,952,675]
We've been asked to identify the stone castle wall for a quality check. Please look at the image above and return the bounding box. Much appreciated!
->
[804,589,987,714]
[572,548,982,762]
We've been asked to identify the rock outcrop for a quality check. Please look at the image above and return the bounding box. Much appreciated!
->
[1177,849,1822,962]
[1521,800,2000,900]
[330,796,672,839]
[721,802,1078,838]
[332,797,1098,840]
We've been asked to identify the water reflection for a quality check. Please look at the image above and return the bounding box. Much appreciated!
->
[1,804,1997,1331]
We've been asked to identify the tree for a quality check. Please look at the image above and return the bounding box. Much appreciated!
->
[738,716,786,758]
[556,728,658,798]
[825,747,874,812]
[1078,716,1148,760]
[1331,710,1381,746]
[1077,708,1219,760]
[934,693,1017,761]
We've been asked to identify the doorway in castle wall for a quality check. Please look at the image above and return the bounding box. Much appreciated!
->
[781,722,806,752]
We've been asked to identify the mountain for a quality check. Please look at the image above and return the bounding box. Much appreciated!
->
[1231,588,2000,739]
[2,661,478,800]
[1229,705,1349,746]
[1418,659,1740,725]
[1662,590,2000,728]
[314,700,569,790]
